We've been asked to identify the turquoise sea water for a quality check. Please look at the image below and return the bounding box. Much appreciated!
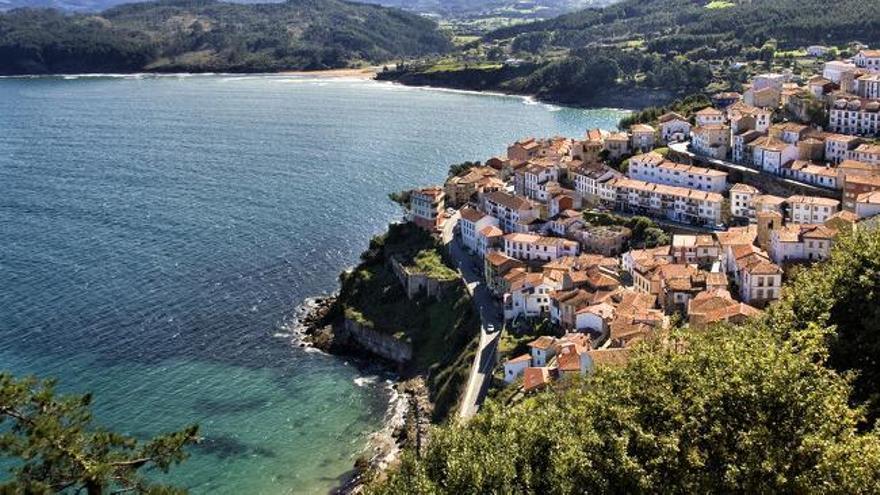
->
[0,74,628,493]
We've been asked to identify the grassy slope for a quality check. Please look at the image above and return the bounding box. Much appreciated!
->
[334,222,480,421]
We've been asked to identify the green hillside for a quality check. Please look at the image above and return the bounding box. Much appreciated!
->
[0,0,453,75]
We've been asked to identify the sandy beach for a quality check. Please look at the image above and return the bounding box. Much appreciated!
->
[278,67,380,79]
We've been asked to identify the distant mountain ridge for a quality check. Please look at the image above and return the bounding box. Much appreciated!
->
[0,0,614,17]
[0,0,453,75]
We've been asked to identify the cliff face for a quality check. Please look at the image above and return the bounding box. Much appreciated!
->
[341,318,413,364]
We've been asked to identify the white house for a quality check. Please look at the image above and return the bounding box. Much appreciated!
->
[658,112,692,143]
[481,190,538,233]
[823,60,858,83]
[572,164,621,203]
[749,136,799,175]
[854,49,880,73]
[528,336,557,367]
[694,107,725,126]
[503,354,531,383]
[855,191,880,219]
[503,233,579,263]
[786,195,840,224]
[770,224,837,264]
[730,183,759,219]
[575,302,615,334]
[628,152,728,192]
[459,206,500,253]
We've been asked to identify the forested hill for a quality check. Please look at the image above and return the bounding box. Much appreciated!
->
[488,0,880,49]
[0,0,453,75]
[378,0,880,107]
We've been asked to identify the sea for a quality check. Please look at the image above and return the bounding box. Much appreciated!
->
[0,74,628,493]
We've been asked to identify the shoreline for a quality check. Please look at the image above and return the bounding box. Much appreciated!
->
[0,67,639,113]
[290,295,428,495]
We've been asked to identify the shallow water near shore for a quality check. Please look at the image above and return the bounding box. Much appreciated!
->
[0,75,627,493]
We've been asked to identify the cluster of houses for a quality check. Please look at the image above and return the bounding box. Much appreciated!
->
[400,49,880,394]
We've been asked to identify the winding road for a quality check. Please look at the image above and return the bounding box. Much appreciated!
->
[441,212,503,420]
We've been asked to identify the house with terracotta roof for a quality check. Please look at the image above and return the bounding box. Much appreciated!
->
[770,224,837,265]
[527,336,557,367]
[786,195,840,224]
[691,124,730,159]
[658,112,691,143]
[848,144,880,165]
[688,289,762,330]
[731,129,763,164]
[550,274,621,330]
[484,251,526,296]
[748,136,798,175]
[856,190,880,219]
[504,272,559,321]
[854,49,880,73]
[444,166,502,207]
[507,138,542,162]
[730,183,760,219]
[481,190,538,233]
[522,366,553,393]
[476,225,504,257]
[628,152,728,193]
[555,339,591,378]
[839,164,880,211]
[824,134,863,164]
[621,245,672,277]
[575,302,616,334]
[694,107,725,126]
[670,234,721,265]
[573,128,610,162]
[630,124,656,153]
[584,348,631,372]
[408,187,445,231]
[604,132,631,160]
[503,233,579,263]
[735,251,783,307]
[459,207,500,253]
[781,161,838,189]
[727,102,772,133]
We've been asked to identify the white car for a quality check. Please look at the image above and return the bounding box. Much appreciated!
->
[486,324,496,333]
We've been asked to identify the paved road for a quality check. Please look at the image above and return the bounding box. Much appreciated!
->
[441,212,502,420]
[668,142,837,197]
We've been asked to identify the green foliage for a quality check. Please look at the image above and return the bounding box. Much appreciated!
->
[767,228,880,422]
[584,211,670,248]
[509,54,619,98]
[447,160,481,177]
[388,189,412,208]
[0,373,198,494]
[0,0,453,75]
[368,227,880,494]
[621,93,717,130]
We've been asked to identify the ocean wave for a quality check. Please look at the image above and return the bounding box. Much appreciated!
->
[354,375,380,387]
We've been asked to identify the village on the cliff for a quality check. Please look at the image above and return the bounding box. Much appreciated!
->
[403,50,880,395]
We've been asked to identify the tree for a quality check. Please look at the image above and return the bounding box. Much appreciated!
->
[1,374,199,494]
[767,228,880,422]
[447,161,481,177]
